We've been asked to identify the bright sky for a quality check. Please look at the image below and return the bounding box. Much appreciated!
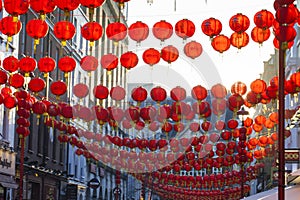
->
[126,0,276,90]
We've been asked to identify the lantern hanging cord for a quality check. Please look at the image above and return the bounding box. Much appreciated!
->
[118,3,121,22]
[174,0,176,11]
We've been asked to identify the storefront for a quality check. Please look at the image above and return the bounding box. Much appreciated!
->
[0,148,18,200]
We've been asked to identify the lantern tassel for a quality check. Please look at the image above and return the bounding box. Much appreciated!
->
[89,8,95,22]
[6,36,12,52]
[34,39,39,54]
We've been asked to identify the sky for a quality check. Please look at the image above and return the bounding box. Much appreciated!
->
[125,0,276,90]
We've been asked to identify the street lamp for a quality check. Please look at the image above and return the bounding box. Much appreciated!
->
[237,106,249,126]
[113,186,122,200]
[237,106,249,199]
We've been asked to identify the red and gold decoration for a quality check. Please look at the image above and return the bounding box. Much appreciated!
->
[0,1,298,200]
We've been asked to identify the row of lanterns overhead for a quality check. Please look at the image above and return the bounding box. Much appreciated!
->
[0,0,297,199]
[0,0,298,56]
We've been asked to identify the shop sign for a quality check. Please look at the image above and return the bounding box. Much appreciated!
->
[0,149,15,176]
[66,184,77,200]
[88,178,100,189]
[285,149,300,163]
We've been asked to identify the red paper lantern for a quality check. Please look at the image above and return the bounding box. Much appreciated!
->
[106,22,127,43]
[1,87,12,98]
[142,48,160,66]
[231,81,247,95]
[9,73,24,88]
[0,16,22,42]
[275,0,295,6]
[0,70,8,85]
[211,34,230,53]
[246,91,262,104]
[28,78,46,93]
[274,25,296,42]
[3,95,18,109]
[191,85,207,101]
[81,21,103,46]
[149,121,159,132]
[32,101,47,115]
[140,106,156,123]
[152,20,173,42]
[175,19,195,40]
[80,0,105,14]
[120,51,138,70]
[150,86,167,103]
[189,122,200,133]
[80,55,98,72]
[227,119,238,129]
[170,86,186,102]
[254,9,274,29]
[212,98,227,116]
[26,19,49,49]
[3,0,29,17]
[230,32,249,49]
[228,94,244,111]
[128,21,149,44]
[108,106,124,122]
[93,85,109,100]
[273,37,294,49]
[2,56,19,73]
[53,21,76,46]
[162,121,172,133]
[94,106,109,125]
[211,83,227,99]
[50,81,67,96]
[251,27,271,45]
[125,106,140,122]
[58,56,76,74]
[110,86,126,101]
[161,45,179,64]
[30,0,56,18]
[100,54,118,73]
[113,0,130,8]
[229,13,250,33]
[54,0,80,13]
[250,79,267,94]
[38,56,56,76]
[201,18,222,38]
[266,85,278,99]
[184,41,203,59]
[16,126,30,138]
[19,56,37,76]
[73,83,89,98]
[131,86,147,103]
[275,4,298,24]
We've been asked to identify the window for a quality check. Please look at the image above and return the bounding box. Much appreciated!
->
[37,116,44,154]
[85,40,89,55]
[20,14,28,54]
[59,143,63,164]
[43,124,49,157]
[48,38,52,56]
[73,18,78,46]
[79,26,83,52]
[75,164,78,178]
[27,114,33,151]
[52,129,57,160]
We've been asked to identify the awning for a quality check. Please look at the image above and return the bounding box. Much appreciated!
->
[0,174,18,189]
[290,168,300,176]
[244,185,300,200]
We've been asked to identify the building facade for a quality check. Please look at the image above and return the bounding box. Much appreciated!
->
[7,1,130,200]
[0,8,21,200]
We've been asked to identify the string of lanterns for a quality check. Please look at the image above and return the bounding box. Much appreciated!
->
[0,0,298,199]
